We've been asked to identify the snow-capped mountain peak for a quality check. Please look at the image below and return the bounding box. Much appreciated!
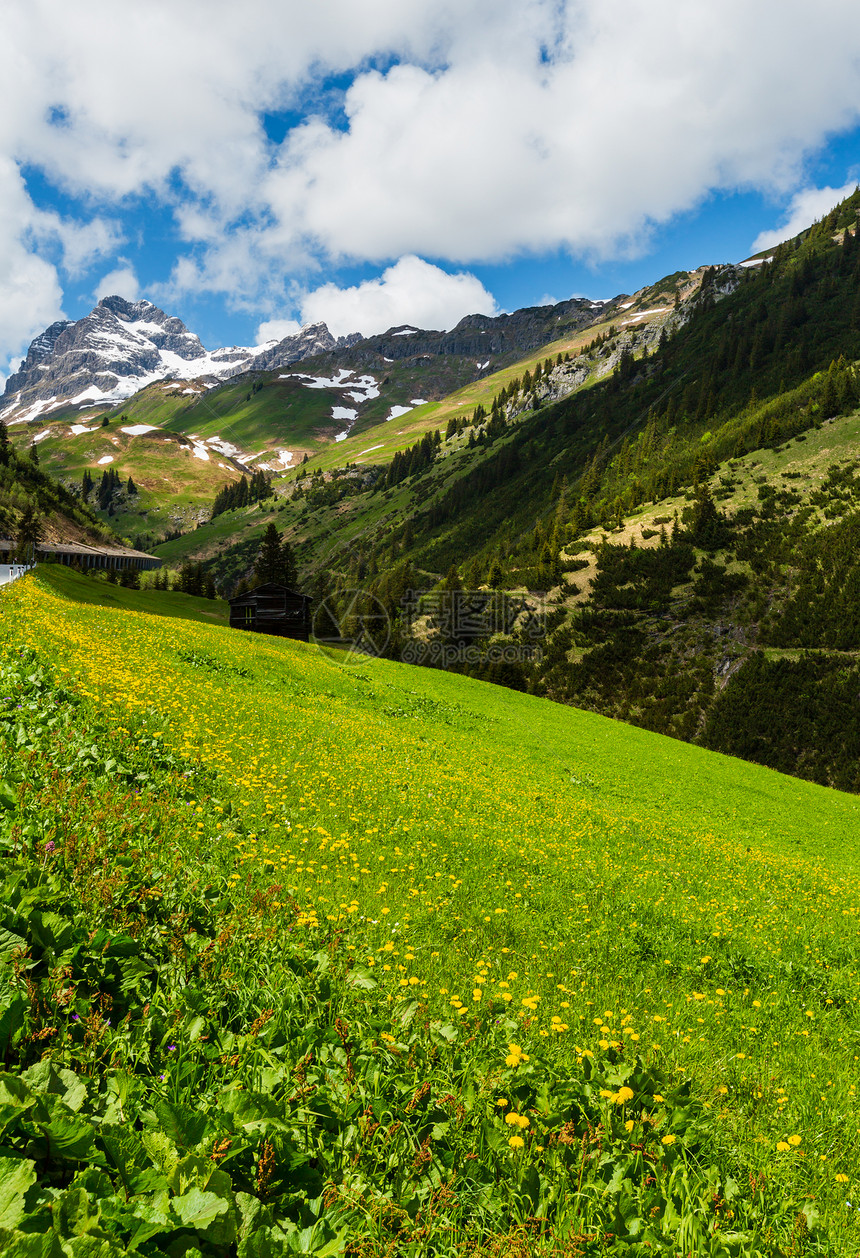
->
[0,297,358,425]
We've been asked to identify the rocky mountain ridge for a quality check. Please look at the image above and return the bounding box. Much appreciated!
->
[2,291,630,432]
[343,297,619,373]
[0,298,361,426]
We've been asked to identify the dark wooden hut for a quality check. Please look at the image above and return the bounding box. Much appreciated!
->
[228,583,312,641]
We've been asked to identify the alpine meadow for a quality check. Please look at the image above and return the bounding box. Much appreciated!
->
[5,72,860,1258]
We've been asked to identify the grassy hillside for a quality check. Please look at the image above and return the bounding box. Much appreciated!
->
[0,569,858,1253]
[0,441,121,549]
[13,417,240,545]
[35,563,228,624]
[154,191,860,795]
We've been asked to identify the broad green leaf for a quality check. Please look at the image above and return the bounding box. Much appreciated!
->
[395,999,420,1027]
[30,1097,95,1162]
[171,1186,228,1231]
[107,1190,173,1252]
[287,1222,348,1255]
[0,1074,39,1137]
[27,911,76,956]
[236,1192,273,1240]
[61,1238,128,1258]
[345,966,376,991]
[150,1100,207,1151]
[0,1230,65,1257]
[0,1157,37,1229]
[0,928,27,960]
[53,1185,99,1239]
[0,994,27,1057]
[22,1061,87,1113]
[101,1126,160,1197]
[141,1130,179,1179]
[238,1226,296,1258]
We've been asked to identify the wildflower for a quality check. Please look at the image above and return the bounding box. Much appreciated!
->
[661,1134,676,1145]
[615,1086,634,1103]
[508,1135,525,1150]
[836,1174,849,1183]
[776,1141,790,1151]
[787,1134,801,1146]
[496,1098,509,1108]
[624,1119,635,1132]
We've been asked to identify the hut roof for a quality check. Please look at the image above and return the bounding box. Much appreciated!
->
[228,582,311,604]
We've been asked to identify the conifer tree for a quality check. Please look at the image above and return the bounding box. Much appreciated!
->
[280,537,298,588]
[16,505,43,558]
[255,523,284,584]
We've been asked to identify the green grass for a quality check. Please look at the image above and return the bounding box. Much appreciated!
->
[1,565,858,1253]
[18,420,238,541]
[35,564,229,624]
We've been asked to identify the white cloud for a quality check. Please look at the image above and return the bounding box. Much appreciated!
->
[0,157,64,379]
[752,182,860,252]
[3,0,860,361]
[94,262,140,302]
[297,256,498,338]
[256,317,302,343]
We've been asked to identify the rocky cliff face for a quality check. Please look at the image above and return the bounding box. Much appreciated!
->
[347,298,615,368]
[252,322,362,372]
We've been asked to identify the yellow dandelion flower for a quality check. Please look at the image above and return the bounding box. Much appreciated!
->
[624,1119,635,1132]
[787,1134,801,1146]
[509,1135,525,1150]
[661,1134,676,1145]
[836,1174,849,1183]
[776,1141,790,1151]
[496,1098,509,1108]
[615,1086,635,1104]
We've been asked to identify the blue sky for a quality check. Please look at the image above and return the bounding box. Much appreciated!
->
[3,1,860,371]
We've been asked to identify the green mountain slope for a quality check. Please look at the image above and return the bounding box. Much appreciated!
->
[2,568,859,1251]
[165,191,860,792]
[15,191,860,796]
[0,429,123,550]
